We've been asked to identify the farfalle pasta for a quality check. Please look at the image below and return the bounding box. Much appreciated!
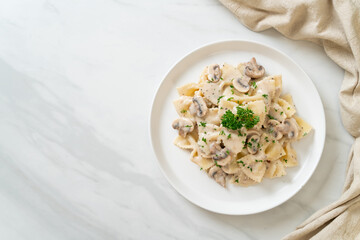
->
[172,58,312,188]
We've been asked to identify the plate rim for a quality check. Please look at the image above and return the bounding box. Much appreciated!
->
[149,39,326,215]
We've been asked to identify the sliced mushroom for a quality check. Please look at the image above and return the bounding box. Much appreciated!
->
[210,142,232,166]
[208,165,227,187]
[283,118,299,139]
[172,118,194,137]
[246,130,261,154]
[245,57,265,78]
[189,96,208,118]
[233,75,251,93]
[208,64,222,82]
[267,119,283,140]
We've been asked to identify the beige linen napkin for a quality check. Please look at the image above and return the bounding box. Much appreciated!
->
[218,0,360,239]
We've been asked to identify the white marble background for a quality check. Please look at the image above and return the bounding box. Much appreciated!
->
[0,0,353,239]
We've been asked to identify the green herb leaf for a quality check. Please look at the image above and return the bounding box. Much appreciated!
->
[221,107,260,130]
[199,122,206,127]
[202,137,207,144]
[217,95,224,104]
[267,114,275,120]
[180,109,187,113]
[262,94,268,99]
[185,125,192,127]
[219,130,225,135]
[227,134,232,139]
[251,81,257,89]
[227,97,234,101]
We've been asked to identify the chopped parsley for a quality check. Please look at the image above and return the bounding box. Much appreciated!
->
[185,125,192,128]
[237,130,243,136]
[217,95,225,104]
[226,150,230,154]
[272,140,275,143]
[227,97,234,101]
[251,81,257,89]
[180,109,187,113]
[287,107,291,110]
[284,159,288,163]
[280,111,284,115]
[199,122,206,127]
[221,107,260,130]
[237,160,246,167]
[303,132,308,136]
[265,136,269,142]
[214,160,221,168]
[220,77,223,80]
[255,160,263,162]
[265,106,267,112]
[201,137,207,144]
[200,167,203,170]
[262,94,268,99]
[235,179,239,183]
[275,109,278,112]
[267,114,275,120]
[227,134,232,139]
[230,85,234,94]
[219,130,225,135]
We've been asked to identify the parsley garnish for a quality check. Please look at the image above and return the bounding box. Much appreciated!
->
[202,137,207,144]
[237,130,243,136]
[265,136,269,142]
[219,130,225,135]
[200,167,203,170]
[199,122,206,127]
[235,179,239,183]
[226,150,229,155]
[214,160,221,168]
[221,107,260,130]
[303,132,308,136]
[272,140,275,143]
[262,94,268,99]
[230,85,234,94]
[227,134,231,139]
[227,97,234,101]
[237,160,246,167]
[284,159,288,163]
[255,160,263,162]
[217,95,224,104]
[280,111,284,115]
[180,109,187,113]
[251,81,257,89]
[185,125,192,128]
[287,107,290,110]
[220,77,223,80]
[267,114,275,120]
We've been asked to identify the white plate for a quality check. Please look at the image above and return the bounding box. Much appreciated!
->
[150,40,325,215]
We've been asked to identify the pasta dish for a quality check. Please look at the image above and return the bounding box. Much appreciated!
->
[172,58,312,187]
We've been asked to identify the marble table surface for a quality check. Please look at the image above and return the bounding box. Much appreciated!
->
[0,0,353,239]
